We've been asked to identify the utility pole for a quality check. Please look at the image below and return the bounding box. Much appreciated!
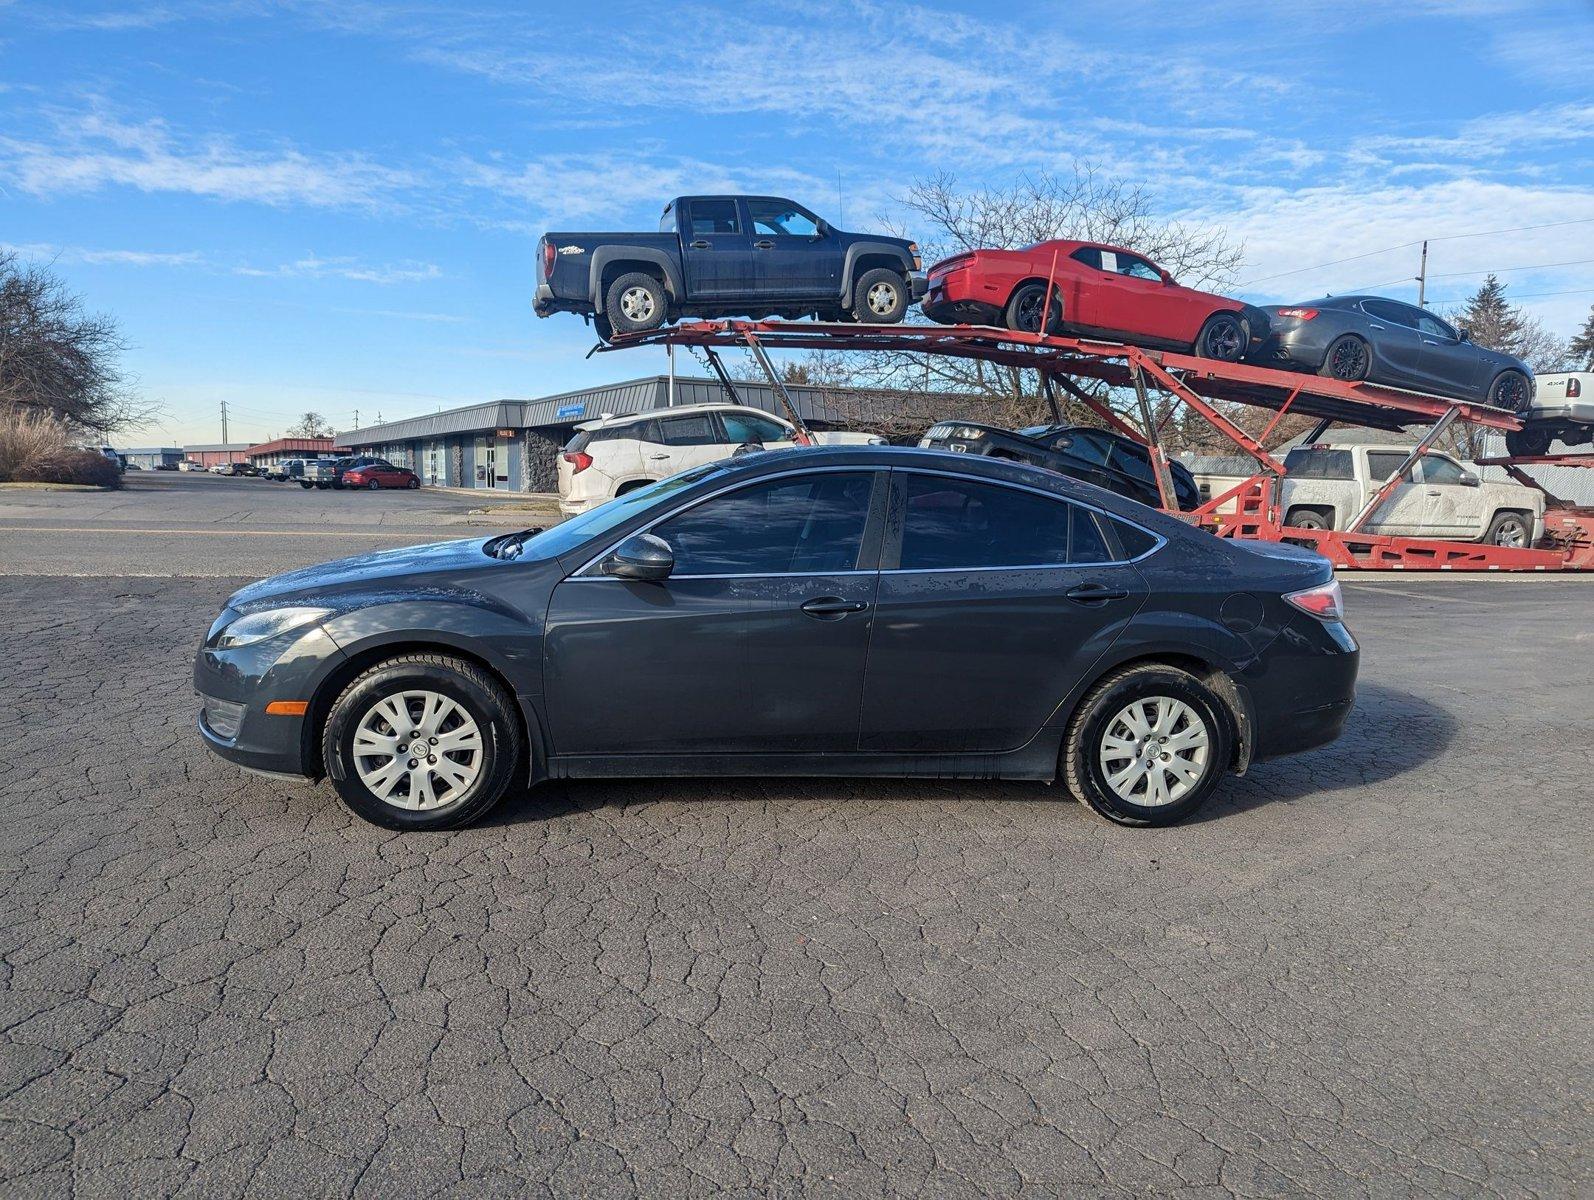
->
[220,400,229,445]
[1416,240,1429,308]
[352,409,360,430]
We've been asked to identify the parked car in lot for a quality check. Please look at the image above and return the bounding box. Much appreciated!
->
[1508,371,1594,456]
[1257,296,1534,411]
[922,240,1270,361]
[535,195,926,339]
[559,402,884,515]
[1272,443,1544,547]
[195,445,1357,832]
[178,460,201,471]
[920,421,1201,510]
[342,460,420,490]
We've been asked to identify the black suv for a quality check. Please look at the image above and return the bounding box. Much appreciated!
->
[535,195,926,339]
[920,422,1200,511]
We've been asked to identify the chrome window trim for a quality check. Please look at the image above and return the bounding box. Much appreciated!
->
[567,462,1168,582]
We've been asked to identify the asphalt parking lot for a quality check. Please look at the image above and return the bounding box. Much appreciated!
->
[1,478,1590,1197]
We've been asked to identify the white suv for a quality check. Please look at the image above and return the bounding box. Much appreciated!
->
[558,403,881,515]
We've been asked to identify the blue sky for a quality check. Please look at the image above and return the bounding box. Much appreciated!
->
[3,0,1591,444]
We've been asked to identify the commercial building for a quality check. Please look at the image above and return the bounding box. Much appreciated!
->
[335,374,959,493]
[120,446,184,469]
[244,437,349,470]
[180,443,255,468]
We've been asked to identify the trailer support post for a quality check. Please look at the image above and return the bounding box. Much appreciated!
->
[742,332,816,442]
[1130,364,1178,512]
[1345,407,1460,533]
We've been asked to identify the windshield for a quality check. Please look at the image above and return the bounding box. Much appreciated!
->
[500,464,723,560]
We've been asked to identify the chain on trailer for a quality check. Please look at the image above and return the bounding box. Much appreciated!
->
[597,318,1594,572]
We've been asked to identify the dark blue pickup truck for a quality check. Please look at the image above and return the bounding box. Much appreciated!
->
[534,195,925,339]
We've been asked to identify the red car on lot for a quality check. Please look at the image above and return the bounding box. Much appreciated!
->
[341,458,421,490]
[921,240,1268,362]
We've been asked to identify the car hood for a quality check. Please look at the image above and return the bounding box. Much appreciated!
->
[228,536,495,607]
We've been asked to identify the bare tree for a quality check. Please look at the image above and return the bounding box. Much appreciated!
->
[287,412,334,438]
[784,167,1249,451]
[0,250,151,435]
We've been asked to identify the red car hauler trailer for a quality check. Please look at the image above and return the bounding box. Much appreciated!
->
[603,318,1594,572]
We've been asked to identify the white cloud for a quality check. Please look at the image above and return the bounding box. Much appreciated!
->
[234,254,442,284]
[0,108,416,210]
[2,239,205,267]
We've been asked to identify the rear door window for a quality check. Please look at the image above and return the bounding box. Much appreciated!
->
[1365,451,1412,481]
[658,415,721,446]
[686,199,740,236]
[896,475,1108,569]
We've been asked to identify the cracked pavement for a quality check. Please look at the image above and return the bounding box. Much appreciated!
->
[0,567,1589,1197]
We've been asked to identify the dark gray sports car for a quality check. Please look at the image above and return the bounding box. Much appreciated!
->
[1254,295,1534,411]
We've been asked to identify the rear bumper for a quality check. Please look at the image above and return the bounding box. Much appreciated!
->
[1252,328,1328,370]
[1247,618,1359,761]
[921,268,1005,327]
[533,283,589,319]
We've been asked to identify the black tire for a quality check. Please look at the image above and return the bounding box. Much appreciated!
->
[1003,282,1062,335]
[1488,370,1533,413]
[852,268,909,324]
[367,479,381,491]
[322,654,523,831]
[1285,507,1331,531]
[1061,664,1232,827]
[592,313,615,342]
[407,477,420,489]
[1318,334,1371,382]
[1483,511,1533,549]
[316,482,330,490]
[1195,312,1246,362]
[604,272,667,335]
[299,481,314,489]
[1505,426,1554,457]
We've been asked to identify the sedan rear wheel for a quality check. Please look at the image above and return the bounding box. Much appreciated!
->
[368,479,381,490]
[1318,334,1371,382]
[1003,282,1062,335]
[1062,664,1232,826]
[1195,312,1246,362]
[323,654,523,830]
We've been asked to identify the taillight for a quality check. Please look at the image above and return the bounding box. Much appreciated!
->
[541,239,557,277]
[1276,307,1318,320]
[563,451,592,474]
[1284,579,1344,622]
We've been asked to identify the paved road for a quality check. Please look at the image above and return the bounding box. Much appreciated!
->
[0,473,554,577]
[0,493,1590,1196]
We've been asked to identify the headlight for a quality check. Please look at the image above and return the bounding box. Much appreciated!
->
[952,426,986,439]
[212,606,332,649]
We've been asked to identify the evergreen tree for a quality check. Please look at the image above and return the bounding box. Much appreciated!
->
[1457,274,1525,353]
[1570,305,1594,369]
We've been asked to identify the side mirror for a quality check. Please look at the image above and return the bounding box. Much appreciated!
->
[601,533,675,581]
[814,219,830,237]
[1459,470,1481,487]
[1159,269,1174,286]
[1457,327,1471,343]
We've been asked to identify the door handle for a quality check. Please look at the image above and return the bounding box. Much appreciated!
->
[1422,338,1441,345]
[689,239,711,249]
[647,453,670,461]
[753,239,775,250]
[1369,324,1385,331]
[1065,582,1130,604]
[800,596,868,618]
[1426,489,1441,496]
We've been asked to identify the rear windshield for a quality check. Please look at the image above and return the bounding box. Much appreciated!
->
[1283,448,1354,480]
[564,431,590,453]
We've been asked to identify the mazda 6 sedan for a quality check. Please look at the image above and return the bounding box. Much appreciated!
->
[195,446,1358,831]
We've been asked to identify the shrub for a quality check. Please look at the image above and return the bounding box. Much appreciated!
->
[0,405,121,486]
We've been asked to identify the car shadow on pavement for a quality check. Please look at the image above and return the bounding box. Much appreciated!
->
[482,682,1456,829]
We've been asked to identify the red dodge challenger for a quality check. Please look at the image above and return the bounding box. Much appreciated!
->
[921,240,1268,362]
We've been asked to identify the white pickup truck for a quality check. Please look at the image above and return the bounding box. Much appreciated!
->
[1276,444,1544,547]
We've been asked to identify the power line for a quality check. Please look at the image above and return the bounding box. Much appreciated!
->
[1238,216,1594,288]
[1351,256,1594,293]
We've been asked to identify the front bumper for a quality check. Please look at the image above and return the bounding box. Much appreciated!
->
[193,619,348,778]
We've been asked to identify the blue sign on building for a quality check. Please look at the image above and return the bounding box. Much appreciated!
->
[555,403,586,420]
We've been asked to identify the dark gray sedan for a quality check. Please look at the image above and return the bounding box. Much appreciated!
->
[194,446,1358,831]
[1255,295,1534,411]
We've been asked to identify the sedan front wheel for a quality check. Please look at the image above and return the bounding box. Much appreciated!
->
[322,654,523,830]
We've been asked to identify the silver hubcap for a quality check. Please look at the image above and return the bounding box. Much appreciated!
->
[1100,697,1210,807]
[620,287,656,321]
[1496,524,1525,547]
[866,282,897,314]
[352,690,483,811]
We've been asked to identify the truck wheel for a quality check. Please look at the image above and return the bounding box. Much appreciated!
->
[853,269,909,324]
[299,481,314,489]
[1062,664,1232,827]
[1483,511,1532,549]
[1318,334,1370,382]
[604,272,667,335]
[1488,370,1533,413]
[1195,313,1246,362]
[1285,507,1331,531]
[1004,283,1062,334]
[1505,426,1554,457]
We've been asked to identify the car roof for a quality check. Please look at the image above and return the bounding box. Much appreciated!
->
[575,402,785,432]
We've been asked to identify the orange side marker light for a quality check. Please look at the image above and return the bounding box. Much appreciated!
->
[265,700,309,716]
